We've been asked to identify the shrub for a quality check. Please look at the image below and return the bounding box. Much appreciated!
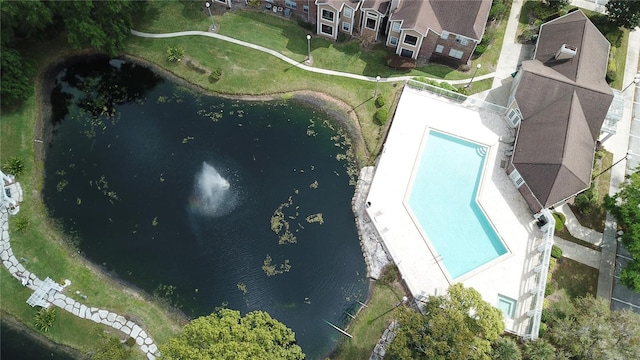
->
[378,264,399,285]
[491,337,522,360]
[166,47,185,63]
[297,20,314,31]
[337,33,347,42]
[438,82,458,92]
[209,68,222,83]
[489,1,507,22]
[474,44,488,57]
[552,212,565,231]
[385,55,416,70]
[375,108,389,125]
[12,216,29,232]
[574,193,593,215]
[2,157,25,177]
[248,0,261,7]
[551,245,563,259]
[375,96,385,108]
[34,308,56,332]
[545,279,557,296]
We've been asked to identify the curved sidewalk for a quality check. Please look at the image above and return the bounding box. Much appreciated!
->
[130,30,495,86]
[0,209,159,360]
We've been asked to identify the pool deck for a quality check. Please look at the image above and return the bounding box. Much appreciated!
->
[365,87,547,335]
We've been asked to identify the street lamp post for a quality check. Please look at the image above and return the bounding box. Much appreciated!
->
[593,152,630,179]
[465,63,481,88]
[622,73,640,92]
[306,34,312,64]
[205,2,215,31]
[374,75,381,97]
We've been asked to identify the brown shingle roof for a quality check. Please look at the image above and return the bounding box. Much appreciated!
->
[390,0,491,40]
[513,10,613,208]
[315,0,361,11]
[360,0,390,14]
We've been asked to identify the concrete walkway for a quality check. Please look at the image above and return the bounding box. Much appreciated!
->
[553,236,600,268]
[0,209,158,360]
[130,30,496,86]
[554,204,603,246]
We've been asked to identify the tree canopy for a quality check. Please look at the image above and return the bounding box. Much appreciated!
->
[604,169,640,290]
[546,296,640,359]
[606,0,640,29]
[159,309,304,360]
[387,283,505,360]
[0,0,146,109]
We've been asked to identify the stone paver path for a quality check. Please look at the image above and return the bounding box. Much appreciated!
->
[1,209,158,360]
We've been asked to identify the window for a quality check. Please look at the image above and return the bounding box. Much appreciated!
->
[322,9,334,21]
[435,44,444,53]
[455,35,469,46]
[343,7,352,19]
[497,295,517,319]
[321,24,333,36]
[449,48,464,59]
[400,48,414,58]
[391,21,400,33]
[389,36,398,46]
[303,5,309,13]
[440,31,449,39]
[285,0,297,9]
[403,34,418,46]
[342,21,351,32]
[366,17,377,30]
[507,108,522,127]
[509,169,525,188]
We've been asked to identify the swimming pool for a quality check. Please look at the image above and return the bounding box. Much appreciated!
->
[407,130,507,279]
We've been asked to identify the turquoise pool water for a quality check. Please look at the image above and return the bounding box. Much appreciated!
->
[408,130,507,279]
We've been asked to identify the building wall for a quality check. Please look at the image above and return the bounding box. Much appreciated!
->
[395,29,423,59]
[360,10,382,42]
[418,30,438,59]
[316,4,339,40]
[430,31,477,64]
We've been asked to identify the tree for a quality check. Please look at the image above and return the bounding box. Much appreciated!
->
[159,309,304,360]
[522,339,555,360]
[52,0,146,55]
[547,0,570,12]
[547,296,640,359]
[606,0,640,30]
[0,48,33,108]
[92,334,133,360]
[387,283,505,360]
[604,169,640,291]
[492,337,522,360]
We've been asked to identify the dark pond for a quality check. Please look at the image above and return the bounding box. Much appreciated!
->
[1,318,80,360]
[42,57,368,359]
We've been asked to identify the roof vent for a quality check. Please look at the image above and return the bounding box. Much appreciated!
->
[555,44,577,60]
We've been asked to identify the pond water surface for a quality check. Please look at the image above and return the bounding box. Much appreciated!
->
[42,58,368,358]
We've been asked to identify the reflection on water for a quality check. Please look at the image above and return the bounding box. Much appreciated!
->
[42,58,368,359]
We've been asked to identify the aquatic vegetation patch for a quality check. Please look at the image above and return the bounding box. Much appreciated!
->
[262,255,291,276]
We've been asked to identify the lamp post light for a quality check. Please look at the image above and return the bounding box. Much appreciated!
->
[593,151,631,179]
[306,34,312,64]
[465,63,481,88]
[622,73,640,92]
[205,2,215,31]
[374,75,381,97]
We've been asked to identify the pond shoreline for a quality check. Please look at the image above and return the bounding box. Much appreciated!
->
[23,50,378,358]
[1,311,87,359]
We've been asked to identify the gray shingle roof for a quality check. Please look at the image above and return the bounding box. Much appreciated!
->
[513,10,613,208]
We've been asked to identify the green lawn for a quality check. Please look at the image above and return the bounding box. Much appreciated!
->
[136,2,505,82]
[331,281,406,360]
